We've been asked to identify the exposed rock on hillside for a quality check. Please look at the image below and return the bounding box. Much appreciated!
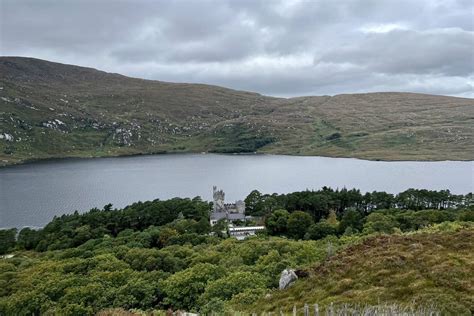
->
[1,57,473,166]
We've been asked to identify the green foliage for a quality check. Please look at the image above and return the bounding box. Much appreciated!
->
[59,303,94,316]
[17,227,41,250]
[287,211,314,239]
[305,221,337,240]
[326,209,340,227]
[1,291,54,315]
[458,209,474,221]
[211,123,275,153]
[161,263,225,311]
[244,188,469,221]
[363,212,399,234]
[8,198,212,252]
[265,209,289,235]
[0,229,16,254]
[201,271,267,303]
[0,230,340,314]
[245,190,264,216]
[123,248,161,271]
[211,218,228,238]
[339,208,363,233]
[228,288,267,309]
[0,190,473,314]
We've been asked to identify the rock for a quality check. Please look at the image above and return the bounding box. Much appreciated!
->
[0,133,14,141]
[279,268,298,290]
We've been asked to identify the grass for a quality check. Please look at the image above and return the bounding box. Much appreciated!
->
[240,226,474,315]
[1,57,473,166]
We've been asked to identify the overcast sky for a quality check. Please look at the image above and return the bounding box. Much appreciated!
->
[1,0,473,97]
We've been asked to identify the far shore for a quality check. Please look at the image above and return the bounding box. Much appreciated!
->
[1,150,473,169]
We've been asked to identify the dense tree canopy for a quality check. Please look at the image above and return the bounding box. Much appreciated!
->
[246,188,471,219]
[287,211,314,239]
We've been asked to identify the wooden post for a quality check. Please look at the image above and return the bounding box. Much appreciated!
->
[328,302,334,316]
[313,304,319,316]
[293,305,297,316]
[304,304,309,316]
[327,241,334,258]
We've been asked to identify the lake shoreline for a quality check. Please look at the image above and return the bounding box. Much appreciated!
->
[1,153,472,228]
[1,150,472,169]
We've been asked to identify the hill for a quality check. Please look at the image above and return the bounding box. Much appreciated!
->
[0,57,473,166]
[244,228,474,315]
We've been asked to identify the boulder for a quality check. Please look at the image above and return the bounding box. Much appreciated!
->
[279,268,298,290]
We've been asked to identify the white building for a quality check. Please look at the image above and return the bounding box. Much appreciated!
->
[228,226,265,240]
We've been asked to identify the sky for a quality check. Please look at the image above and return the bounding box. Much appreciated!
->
[1,0,473,97]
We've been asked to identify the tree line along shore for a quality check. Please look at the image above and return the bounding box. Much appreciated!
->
[0,187,473,315]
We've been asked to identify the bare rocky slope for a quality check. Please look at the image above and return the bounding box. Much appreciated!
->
[0,56,472,166]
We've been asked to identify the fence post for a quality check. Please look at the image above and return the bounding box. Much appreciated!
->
[328,302,334,316]
[304,304,309,316]
[313,304,319,316]
[280,309,284,316]
[327,241,334,258]
[293,305,297,316]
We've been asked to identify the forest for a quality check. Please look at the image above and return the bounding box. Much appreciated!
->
[0,188,473,315]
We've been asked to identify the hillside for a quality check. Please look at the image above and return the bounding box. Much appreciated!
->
[0,57,473,166]
[244,228,474,315]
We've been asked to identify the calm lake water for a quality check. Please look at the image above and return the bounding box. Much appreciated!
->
[0,154,472,228]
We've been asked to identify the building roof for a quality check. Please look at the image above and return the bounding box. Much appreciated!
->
[210,212,227,221]
[210,212,246,221]
[229,226,265,232]
[227,213,246,220]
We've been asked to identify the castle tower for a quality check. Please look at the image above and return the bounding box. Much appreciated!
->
[213,186,225,212]
[235,200,245,214]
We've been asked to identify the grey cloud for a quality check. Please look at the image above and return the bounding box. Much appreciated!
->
[318,29,474,76]
[1,0,473,97]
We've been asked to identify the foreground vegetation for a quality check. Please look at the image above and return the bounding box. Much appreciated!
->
[1,57,473,167]
[0,188,473,315]
[246,225,474,315]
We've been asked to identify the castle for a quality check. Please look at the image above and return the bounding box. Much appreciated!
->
[210,187,265,240]
[210,186,246,226]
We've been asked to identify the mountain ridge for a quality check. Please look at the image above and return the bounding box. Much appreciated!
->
[0,56,473,166]
[3,56,473,100]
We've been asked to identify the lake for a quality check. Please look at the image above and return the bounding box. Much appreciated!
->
[0,154,472,228]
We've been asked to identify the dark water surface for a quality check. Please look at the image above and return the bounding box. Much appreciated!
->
[0,154,472,228]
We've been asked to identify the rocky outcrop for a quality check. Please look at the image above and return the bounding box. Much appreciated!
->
[279,268,298,290]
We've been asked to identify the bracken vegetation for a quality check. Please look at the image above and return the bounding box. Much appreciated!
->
[246,225,474,315]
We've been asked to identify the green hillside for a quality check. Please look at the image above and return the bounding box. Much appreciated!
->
[245,228,474,315]
[0,57,473,166]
